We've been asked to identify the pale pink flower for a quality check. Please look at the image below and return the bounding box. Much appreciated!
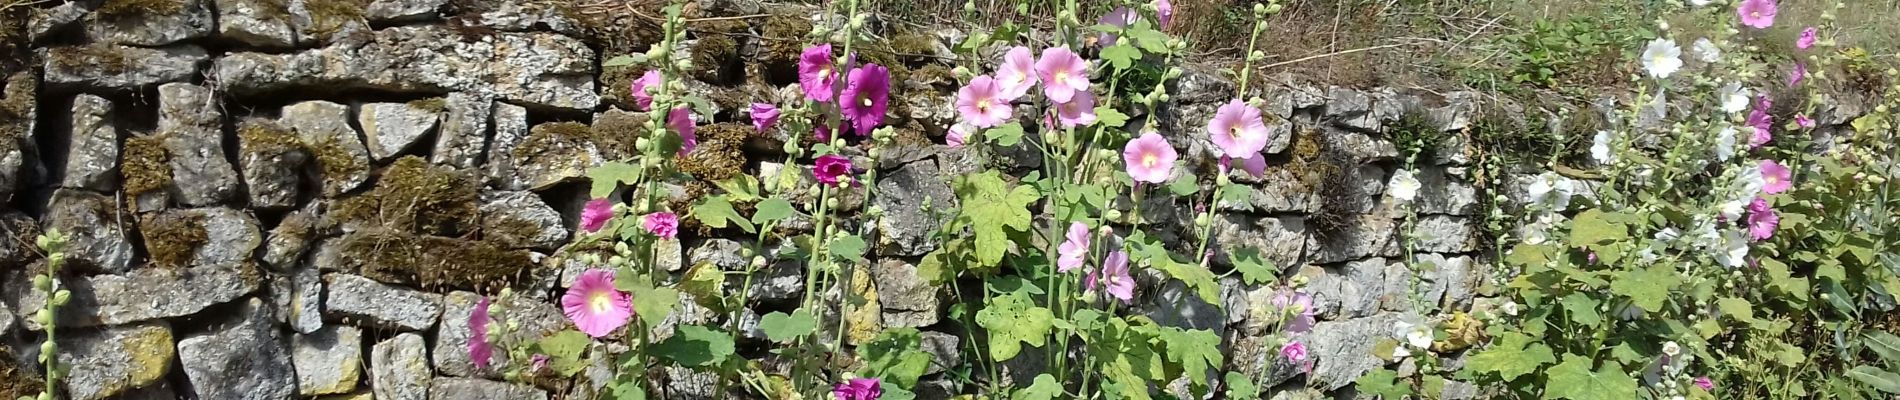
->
[1747,198,1779,240]
[1207,99,1271,157]
[1695,376,1715,391]
[1747,98,1774,149]
[643,212,679,240]
[581,199,613,233]
[1230,153,1267,179]
[799,45,841,102]
[1789,62,1806,87]
[956,75,1013,128]
[1796,114,1815,128]
[1157,0,1175,27]
[669,107,697,157]
[946,123,973,148]
[1035,47,1091,103]
[833,377,881,400]
[1760,159,1792,194]
[995,46,1038,101]
[1085,251,1136,303]
[840,64,892,137]
[751,103,781,133]
[1054,91,1098,128]
[1122,132,1177,184]
[1281,341,1309,363]
[1097,7,1138,46]
[1272,290,1316,333]
[1738,0,1778,29]
[562,269,633,338]
[1057,222,1090,273]
[469,297,494,369]
[1797,27,1818,49]
[529,354,550,374]
[630,70,661,111]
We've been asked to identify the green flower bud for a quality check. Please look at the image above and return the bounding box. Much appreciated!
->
[31,275,49,292]
[963,1,976,13]
[751,256,768,269]
[1105,209,1123,221]
[826,198,839,209]
[1253,3,1267,15]
[39,339,55,357]
[51,290,69,307]
[1166,67,1184,79]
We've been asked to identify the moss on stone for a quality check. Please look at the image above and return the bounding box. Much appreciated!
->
[691,33,739,82]
[96,0,186,18]
[909,64,955,87]
[760,13,813,83]
[47,45,130,76]
[238,118,303,153]
[1,73,31,119]
[590,112,648,160]
[305,0,368,36]
[678,122,750,182]
[140,211,208,268]
[308,136,368,193]
[0,347,39,400]
[514,121,593,163]
[407,97,447,114]
[122,134,174,196]
[600,67,642,110]
[889,31,941,61]
[333,156,479,236]
[344,230,538,291]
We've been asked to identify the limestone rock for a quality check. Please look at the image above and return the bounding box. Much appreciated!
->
[0,73,32,196]
[366,0,447,22]
[44,44,206,90]
[0,211,38,267]
[60,322,174,400]
[283,264,325,334]
[28,2,89,43]
[1413,166,1479,215]
[1303,258,1402,320]
[216,26,598,110]
[1416,253,1479,312]
[1413,216,1481,254]
[62,94,116,191]
[372,333,433,400]
[41,189,135,274]
[871,259,940,328]
[432,92,492,168]
[746,261,804,303]
[1142,279,1226,334]
[919,330,961,375]
[156,83,240,206]
[140,207,262,268]
[1307,214,1400,264]
[507,122,602,190]
[237,118,310,210]
[479,190,569,250]
[294,325,364,396]
[177,298,297,400]
[1307,312,1408,390]
[486,102,530,189]
[874,159,956,257]
[281,101,372,196]
[428,378,548,400]
[216,0,296,48]
[1171,68,1236,104]
[433,291,566,378]
[359,102,441,162]
[262,202,325,272]
[89,0,214,45]
[475,2,585,36]
[26,262,261,328]
[687,238,749,271]
[324,273,444,331]
[1209,215,1307,272]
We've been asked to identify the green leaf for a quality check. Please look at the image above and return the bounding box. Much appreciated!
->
[860,328,932,387]
[975,291,1055,362]
[986,122,1025,146]
[602,54,647,67]
[1101,44,1142,70]
[711,174,763,202]
[758,310,818,343]
[1559,293,1602,327]
[1095,107,1131,128]
[1849,366,1900,393]
[1864,332,1900,362]
[691,196,757,233]
[1567,209,1627,248]
[609,382,647,400]
[1716,297,1755,324]
[1224,372,1259,400]
[1013,375,1062,400]
[830,234,868,260]
[1466,332,1557,381]
[652,325,735,367]
[953,172,1040,267]
[678,262,725,312]
[1543,355,1637,400]
[1155,328,1223,387]
[629,284,681,323]
[535,330,592,377]
[1124,26,1172,54]
[587,162,642,198]
[1139,243,1220,304]
[1354,369,1412,398]
[1610,266,1679,311]
[752,197,796,225]
[1229,248,1276,285]
[1167,171,1199,196]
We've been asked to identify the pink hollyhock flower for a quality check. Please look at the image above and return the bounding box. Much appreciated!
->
[1795,114,1815,128]
[840,64,892,137]
[1035,47,1092,103]
[1207,99,1272,157]
[1760,159,1792,194]
[1695,376,1715,391]
[469,297,494,369]
[833,377,881,400]
[1220,153,1267,179]
[643,212,679,240]
[1737,0,1777,29]
[562,269,633,338]
[529,354,550,374]
[751,103,781,133]
[1281,340,1309,363]
[1097,7,1138,46]
[669,107,698,156]
[813,154,854,187]
[1085,250,1136,303]
[630,70,661,111]
[946,123,973,148]
[956,75,1013,128]
[1272,290,1317,333]
[799,44,841,102]
[581,199,614,233]
[1054,91,1098,128]
[1123,132,1178,183]
[1789,62,1806,87]
[1797,27,1818,49]
[996,46,1038,101]
[814,121,832,142]
[1056,222,1090,273]
[1157,0,1175,27]
[1747,198,1779,240]
[1747,105,1773,149]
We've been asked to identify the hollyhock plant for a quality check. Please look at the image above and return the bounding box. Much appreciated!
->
[1641,38,1683,79]
[1272,290,1317,333]
[1797,27,1818,49]
[1693,38,1721,63]
[1388,169,1422,203]
[840,64,891,136]
[669,107,698,156]
[630,70,661,111]
[1796,114,1815,128]
[834,377,881,400]
[1123,132,1178,184]
[799,44,841,102]
[1157,0,1175,27]
[1054,91,1098,128]
[1035,47,1091,103]
[469,297,494,369]
[956,75,1014,128]
[1789,62,1806,87]
[1222,153,1267,179]
[946,123,972,148]
[1057,222,1090,272]
[562,269,633,338]
[1761,159,1792,194]
[1715,126,1738,161]
[814,154,854,187]
[581,199,613,233]
[1719,82,1750,114]
[1747,198,1779,240]
[1207,99,1271,157]
[1281,341,1308,363]
[1695,377,1715,391]
[1086,251,1136,303]
[751,103,780,133]
[1097,7,1138,46]
[996,46,1037,101]
[1737,0,1778,29]
[644,212,679,240]
[1747,100,1774,149]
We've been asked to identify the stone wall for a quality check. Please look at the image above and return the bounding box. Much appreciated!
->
[0,0,1506,399]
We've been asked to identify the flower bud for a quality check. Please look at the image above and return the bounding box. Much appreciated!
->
[31,275,49,292]
[51,290,69,307]
[963,1,976,13]
[826,198,839,209]
[1166,67,1184,79]
[1105,209,1124,221]
[1194,213,1211,227]
[1253,3,1267,15]
[34,309,52,326]
[751,256,768,269]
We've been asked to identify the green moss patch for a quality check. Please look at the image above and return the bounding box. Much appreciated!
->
[140,211,208,268]
[97,0,187,18]
[759,13,813,83]
[678,122,750,182]
[334,156,479,236]
[0,347,40,400]
[305,0,368,36]
[342,229,539,291]
[590,112,648,160]
[47,45,131,76]
[122,134,174,196]
[308,136,368,193]
[406,97,447,113]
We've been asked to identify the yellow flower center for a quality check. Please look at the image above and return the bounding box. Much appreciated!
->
[589,292,614,314]
[977,99,991,111]
[1054,71,1068,83]
[1142,153,1157,168]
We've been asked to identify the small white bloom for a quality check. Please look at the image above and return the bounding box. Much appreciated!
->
[1392,346,1412,359]
[1689,0,1710,7]
[1714,126,1738,161]
[1406,329,1434,349]
[1662,341,1682,357]
[1520,211,1562,245]
[1714,229,1750,268]
[1719,82,1751,114]
[1692,38,1721,63]
[1388,169,1421,202]
[1655,227,1682,242]
[1645,88,1670,121]
[1525,172,1573,210]
[1591,130,1618,164]
[1642,38,1684,79]
[1500,302,1519,316]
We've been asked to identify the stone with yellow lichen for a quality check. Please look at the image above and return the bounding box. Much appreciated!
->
[58,322,175,400]
[294,325,364,396]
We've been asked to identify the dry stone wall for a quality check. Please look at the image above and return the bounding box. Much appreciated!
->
[0,0,1512,398]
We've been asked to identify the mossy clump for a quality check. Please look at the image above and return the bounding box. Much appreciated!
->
[305,0,368,36]
[909,64,956,88]
[759,13,813,83]
[309,136,369,194]
[678,123,751,182]
[1,72,33,119]
[0,347,39,400]
[407,97,447,113]
[47,45,130,75]
[600,67,643,109]
[96,0,187,18]
[691,33,739,83]
[514,121,594,162]
[140,212,208,268]
[333,156,479,236]
[590,111,649,160]
[344,230,539,290]
[237,118,306,156]
[889,32,942,62]
[122,134,173,196]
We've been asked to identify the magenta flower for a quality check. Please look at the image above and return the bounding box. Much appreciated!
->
[799,44,841,102]
[813,154,854,187]
[833,377,881,400]
[1207,99,1272,158]
[1054,91,1098,128]
[1737,0,1777,29]
[629,70,661,111]
[1057,222,1090,273]
[669,107,698,157]
[1272,290,1316,333]
[814,121,832,143]
[1747,198,1779,240]
[1097,7,1138,46]
[1789,62,1806,87]
[1035,47,1092,103]
[581,199,613,233]
[1795,114,1815,128]
[751,103,781,133]
[1797,27,1818,49]
[1085,250,1136,303]
[562,269,633,338]
[946,123,973,148]
[529,354,550,374]
[956,75,1013,128]
[1695,376,1715,391]
[469,297,494,369]
[1157,0,1175,27]
[1222,153,1267,179]
[1761,159,1792,194]
[643,212,679,240]
[996,46,1038,101]
[1123,132,1178,184]
[840,64,891,137]
[1747,102,1773,149]
[1281,340,1309,363]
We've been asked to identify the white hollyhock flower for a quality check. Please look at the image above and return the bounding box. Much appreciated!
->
[1689,0,1711,7]
[1388,169,1421,203]
[1692,38,1721,63]
[1520,211,1562,245]
[1500,302,1519,316]
[1662,341,1682,357]
[1714,126,1738,161]
[1525,172,1573,209]
[1591,130,1617,164]
[1642,38,1684,79]
[1714,229,1750,268]
[1719,82,1751,114]
[1406,329,1434,349]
